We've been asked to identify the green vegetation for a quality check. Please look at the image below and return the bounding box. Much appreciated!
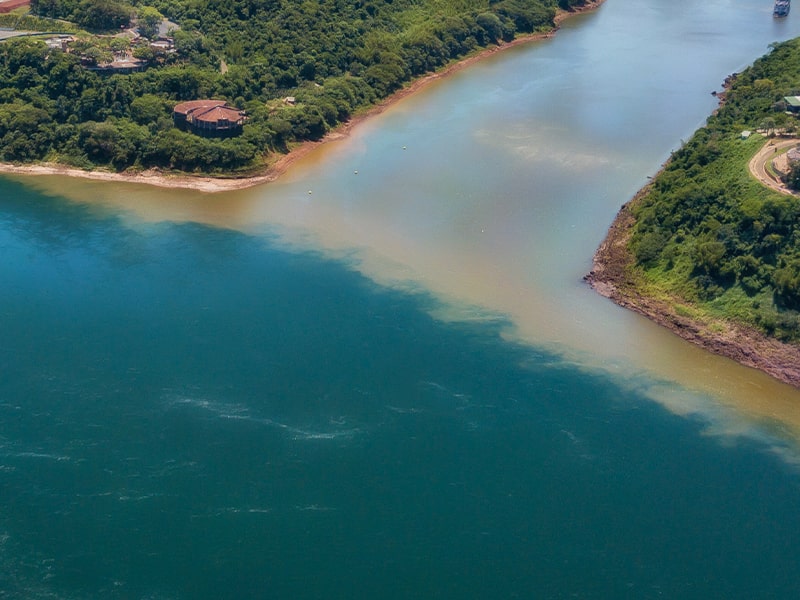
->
[32,0,133,30]
[627,38,800,342]
[0,13,80,31]
[0,0,588,174]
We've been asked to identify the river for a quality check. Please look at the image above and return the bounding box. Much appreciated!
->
[3,0,800,597]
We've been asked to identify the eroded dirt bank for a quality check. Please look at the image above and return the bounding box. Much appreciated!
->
[585,188,800,389]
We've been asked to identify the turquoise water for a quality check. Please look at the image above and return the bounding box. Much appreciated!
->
[3,180,800,598]
[5,0,800,597]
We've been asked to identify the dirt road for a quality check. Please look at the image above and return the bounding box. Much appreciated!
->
[748,137,799,195]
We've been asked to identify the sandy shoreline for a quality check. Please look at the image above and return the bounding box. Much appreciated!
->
[584,186,800,390]
[0,0,606,193]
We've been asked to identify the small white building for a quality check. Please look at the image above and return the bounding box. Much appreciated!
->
[45,36,73,51]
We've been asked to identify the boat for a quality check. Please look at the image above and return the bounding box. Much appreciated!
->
[774,0,790,17]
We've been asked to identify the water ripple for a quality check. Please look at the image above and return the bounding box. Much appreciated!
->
[165,394,367,442]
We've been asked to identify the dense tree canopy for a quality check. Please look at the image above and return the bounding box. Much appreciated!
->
[32,0,134,30]
[0,0,587,173]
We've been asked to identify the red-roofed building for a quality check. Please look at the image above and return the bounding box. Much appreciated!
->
[173,100,246,137]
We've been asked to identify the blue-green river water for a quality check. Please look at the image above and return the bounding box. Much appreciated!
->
[4,1,800,598]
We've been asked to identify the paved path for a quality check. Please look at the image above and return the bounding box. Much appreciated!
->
[748,137,799,196]
[0,30,33,40]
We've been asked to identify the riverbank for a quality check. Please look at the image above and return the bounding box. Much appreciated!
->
[585,186,800,389]
[0,0,605,193]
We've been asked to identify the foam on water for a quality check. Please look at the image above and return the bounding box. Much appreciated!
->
[165,395,368,441]
[13,452,71,462]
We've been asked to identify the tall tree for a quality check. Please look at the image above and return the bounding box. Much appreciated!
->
[137,6,163,40]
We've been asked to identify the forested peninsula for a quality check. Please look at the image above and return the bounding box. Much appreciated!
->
[0,0,595,181]
[587,38,800,388]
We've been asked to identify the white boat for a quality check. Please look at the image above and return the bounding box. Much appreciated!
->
[774,0,790,17]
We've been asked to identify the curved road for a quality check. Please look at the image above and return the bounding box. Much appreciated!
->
[748,137,799,196]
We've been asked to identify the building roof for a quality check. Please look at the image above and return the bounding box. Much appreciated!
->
[173,100,246,132]
[192,105,245,124]
[785,96,800,107]
[88,56,147,72]
[173,100,228,116]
